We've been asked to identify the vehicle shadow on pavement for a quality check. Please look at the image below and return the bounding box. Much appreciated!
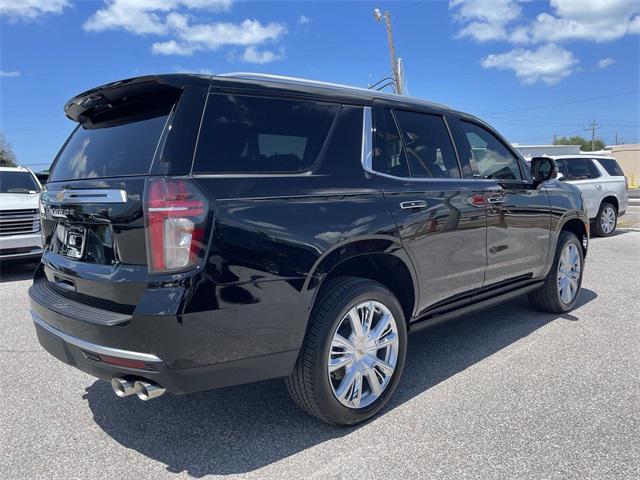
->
[0,261,37,283]
[84,289,597,477]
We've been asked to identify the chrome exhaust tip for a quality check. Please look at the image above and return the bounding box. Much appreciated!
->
[111,377,135,397]
[134,380,166,401]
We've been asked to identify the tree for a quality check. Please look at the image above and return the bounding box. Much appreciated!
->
[0,132,18,167]
[553,135,606,151]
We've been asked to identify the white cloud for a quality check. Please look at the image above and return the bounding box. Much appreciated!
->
[239,46,285,64]
[597,57,616,69]
[0,70,21,77]
[0,0,69,19]
[298,15,310,25]
[85,1,287,57]
[481,44,578,85]
[451,0,640,44]
[450,0,523,42]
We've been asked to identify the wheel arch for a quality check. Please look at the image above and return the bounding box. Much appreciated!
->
[304,239,418,325]
[600,195,619,212]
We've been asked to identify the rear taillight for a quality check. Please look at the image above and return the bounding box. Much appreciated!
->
[144,177,208,273]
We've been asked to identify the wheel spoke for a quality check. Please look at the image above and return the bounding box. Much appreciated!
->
[369,331,398,351]
[347,307,364,339]
[362,302,375,335]
[365,365,383,396]
[373,359,395,376]
[335,368,356,401]
[331,333,354,353]
[371,312,392,342]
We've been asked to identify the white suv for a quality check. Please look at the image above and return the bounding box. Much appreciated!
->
[0,166,43,261]
[551,155,628,237]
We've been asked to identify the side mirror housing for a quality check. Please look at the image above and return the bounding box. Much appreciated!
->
[530,156,557,186]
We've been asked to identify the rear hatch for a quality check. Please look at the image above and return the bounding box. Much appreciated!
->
[38,76,209,314]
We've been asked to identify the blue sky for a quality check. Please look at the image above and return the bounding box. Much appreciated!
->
[1,0,639,171]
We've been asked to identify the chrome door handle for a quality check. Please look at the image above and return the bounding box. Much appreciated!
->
[400,200,428,210]
[487,197,505,204]
[595,185,602,190]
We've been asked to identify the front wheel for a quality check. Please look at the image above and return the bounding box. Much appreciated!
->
[528,231,584,313]
[286,277,407,425]
[592,202,617,237]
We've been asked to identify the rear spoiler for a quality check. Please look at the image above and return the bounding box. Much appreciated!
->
[64,74,211,124]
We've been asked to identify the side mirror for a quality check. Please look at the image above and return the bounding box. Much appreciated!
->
[530,156,557,186]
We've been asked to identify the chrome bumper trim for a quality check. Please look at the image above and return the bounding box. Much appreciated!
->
[31,310,162,363]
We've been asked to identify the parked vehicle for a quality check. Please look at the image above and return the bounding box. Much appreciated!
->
[30,74,589,425]
[551,155,628,236]
[0,166,43,262]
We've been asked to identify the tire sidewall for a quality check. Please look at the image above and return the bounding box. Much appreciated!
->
[552,232,584,311]
[313,282,407,425]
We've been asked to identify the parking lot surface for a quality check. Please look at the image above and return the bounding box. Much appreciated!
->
[1,231,639,480]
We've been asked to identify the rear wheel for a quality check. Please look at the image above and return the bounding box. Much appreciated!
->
[528,231,584,313]
[592,202,617,237]
[286,277,407,425]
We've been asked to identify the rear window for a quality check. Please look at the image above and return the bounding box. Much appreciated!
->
[0,171,40,193]
[596,158,625,177]
[194,94,339,173]
[49,113,169,182]
[562,158,600,180]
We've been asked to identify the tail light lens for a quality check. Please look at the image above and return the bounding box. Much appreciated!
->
[144,177,208,273]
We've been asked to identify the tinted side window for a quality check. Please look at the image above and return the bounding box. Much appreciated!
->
[458,121,522,180]
[596,158,625,176]
[373,108,410,177]
[194,95,338,173]
[564,159,599,180]
[555,159,570,180]
[393,111,460,178]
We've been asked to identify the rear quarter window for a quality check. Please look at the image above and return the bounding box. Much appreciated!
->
[596,158,625,177]
[193,94,339,173]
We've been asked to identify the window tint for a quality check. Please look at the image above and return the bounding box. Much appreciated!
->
[0,171,40,193]
[50,114,169,181]
[555,159,569,180]
[194,95,338,173]
[393,111,460,178]
[596,158,625,177]
[564,158,600,180]
[373,108,410,177]
[459,121,522,180]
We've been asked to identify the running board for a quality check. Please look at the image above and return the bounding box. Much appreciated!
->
[409,281,544,333]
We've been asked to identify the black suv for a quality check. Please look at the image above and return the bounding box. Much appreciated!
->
[30,74,588,425]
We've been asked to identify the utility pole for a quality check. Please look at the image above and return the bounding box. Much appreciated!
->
[373,8,403,95]
[585,119,600,151]
[553,134,557,144]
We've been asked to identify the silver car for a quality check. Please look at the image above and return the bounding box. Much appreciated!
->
[551,155,628,236]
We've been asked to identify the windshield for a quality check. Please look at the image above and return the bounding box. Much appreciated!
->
[0,171,41,194]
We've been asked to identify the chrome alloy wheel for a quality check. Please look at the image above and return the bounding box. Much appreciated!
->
[600,206,616,234]
[327,300,399,409]
[557,243,581,304]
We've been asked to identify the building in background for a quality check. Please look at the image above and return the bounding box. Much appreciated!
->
[608,144,640,187]
[512,144,581,159]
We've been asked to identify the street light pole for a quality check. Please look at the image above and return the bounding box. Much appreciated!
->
[374,8,403,95]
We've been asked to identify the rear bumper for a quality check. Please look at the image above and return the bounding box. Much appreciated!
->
[29,285,300,395]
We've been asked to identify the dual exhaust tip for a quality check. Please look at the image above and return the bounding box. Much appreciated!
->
[111,377,166,401]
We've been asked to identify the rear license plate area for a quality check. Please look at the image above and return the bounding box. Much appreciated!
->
[55,224,87,260]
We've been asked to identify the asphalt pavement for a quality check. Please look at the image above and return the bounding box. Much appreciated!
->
[1,231,639,480]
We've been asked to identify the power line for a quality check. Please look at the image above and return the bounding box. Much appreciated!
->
[478,89,639,115]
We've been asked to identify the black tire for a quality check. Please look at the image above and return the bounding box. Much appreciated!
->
[528,231,584,313]
[286,276,407,426]
[591,201,617,237]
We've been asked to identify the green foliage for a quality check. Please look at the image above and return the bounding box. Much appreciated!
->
[553,135,606,151]
[0,132,18,167]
